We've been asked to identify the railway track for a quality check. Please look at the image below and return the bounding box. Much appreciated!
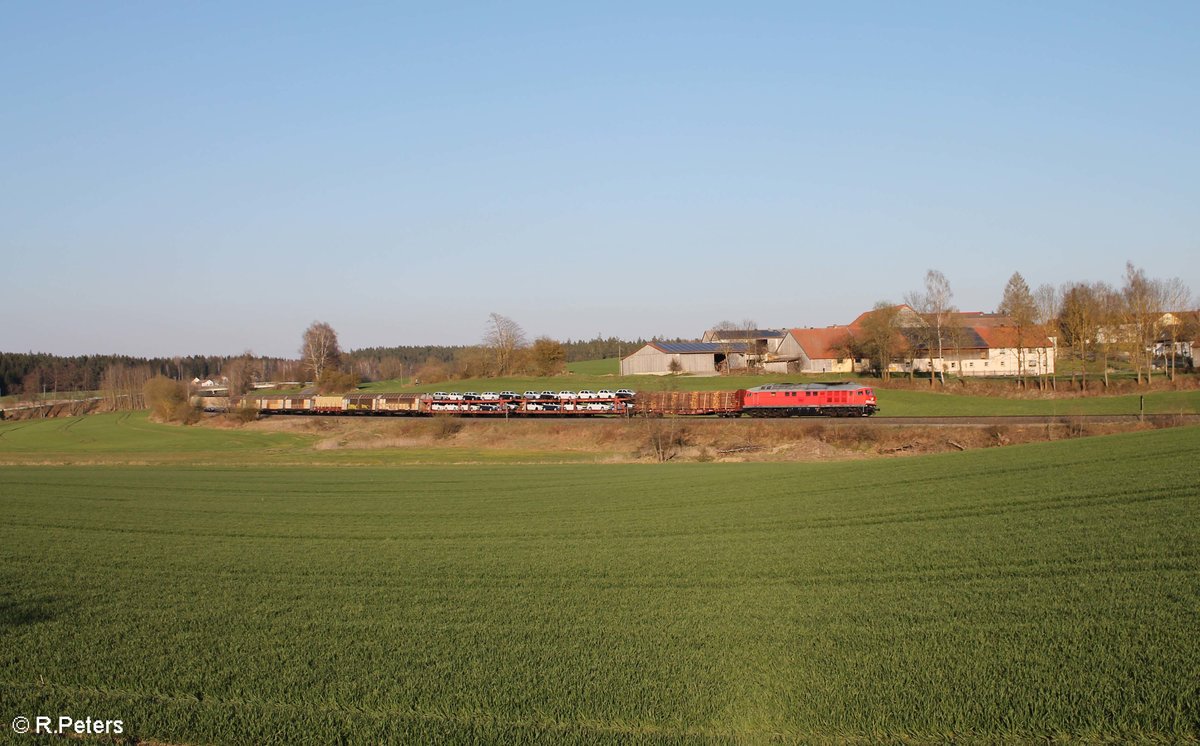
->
[662,413,1200,427]
[253,413,1200,427]
[863,414,1200,426]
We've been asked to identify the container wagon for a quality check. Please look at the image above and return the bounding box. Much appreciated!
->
[374,394,425,415]
[314,395,347,414]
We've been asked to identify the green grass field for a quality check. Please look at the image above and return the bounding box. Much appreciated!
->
[0,413,618,466]
[875,388,1200,416]
[2,428,1198,743]
[3,392,1200,470]
[0,412,312,465]
[566,358,620,375]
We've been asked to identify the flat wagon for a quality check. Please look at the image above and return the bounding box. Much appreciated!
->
[635,390,743,416]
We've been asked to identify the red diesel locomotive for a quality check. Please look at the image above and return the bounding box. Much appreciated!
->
[739,382,878,417]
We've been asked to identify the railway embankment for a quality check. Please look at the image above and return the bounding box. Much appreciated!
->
[229,413,1194,464]
[0,398,104,420]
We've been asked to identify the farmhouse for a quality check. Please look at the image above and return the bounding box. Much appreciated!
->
[850,306,1058,377]
[906,325,1057,376]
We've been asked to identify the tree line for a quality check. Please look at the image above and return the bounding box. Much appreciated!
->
[0,324,654,401]
[0,352,308,402]
[292,318,664,393]
[345,335,651,382]
[851,262,1196,388]
[7,260,1189,401]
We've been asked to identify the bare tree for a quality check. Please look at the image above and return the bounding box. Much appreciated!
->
[1181,311,1200,373]
[483,313,527,376]
[300,321,342,383]
[100,363,152,411]
[905,270,956,386]
[998,272,1037,388]
[1033,284,1060,389]
[1120,262,1165,385]
[21,370,42,403]
[855,303,905,380]
[1095,282,1123,388]
[1059,282,1102,390]
[943,317,970,382]
[710,319,759,374]
[1034,284,1060,328]
[1158,277,1191,380]
[376,357,406,383]
[454,346,490,379]
[222,350,261,396]
[638,377,687,462]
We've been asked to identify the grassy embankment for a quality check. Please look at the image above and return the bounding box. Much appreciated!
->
[0,389,100,407]
[1,427,1198,743]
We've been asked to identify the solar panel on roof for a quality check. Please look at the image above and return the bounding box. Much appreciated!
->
[654,342,751,353]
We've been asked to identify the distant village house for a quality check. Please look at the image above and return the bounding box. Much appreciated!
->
[620,305,1061,377]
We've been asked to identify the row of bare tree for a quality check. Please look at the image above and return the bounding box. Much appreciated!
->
[858,263,1194,388]
[285,315,572,393]
[98,364,149,410]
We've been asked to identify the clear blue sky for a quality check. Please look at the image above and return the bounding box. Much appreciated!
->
[2,1,1197,357]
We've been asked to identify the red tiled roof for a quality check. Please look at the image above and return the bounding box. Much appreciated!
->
[787,327,855,360]
[972,325,1053,349]
[955,312,1012,328]
[848,304,922,330]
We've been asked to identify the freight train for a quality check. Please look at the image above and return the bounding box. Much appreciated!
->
[229,382,878,417]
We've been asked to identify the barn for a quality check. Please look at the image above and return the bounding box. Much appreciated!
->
[767,327,860,373]
[619,342,750,376]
